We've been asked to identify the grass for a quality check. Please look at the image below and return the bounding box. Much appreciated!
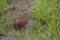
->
[0,0,60,40]
[0,0,7,35]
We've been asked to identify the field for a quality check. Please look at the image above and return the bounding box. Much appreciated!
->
[0,0,60,40]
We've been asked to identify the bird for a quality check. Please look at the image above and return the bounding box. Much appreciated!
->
[13,2,33,31]
[13,8,30,31]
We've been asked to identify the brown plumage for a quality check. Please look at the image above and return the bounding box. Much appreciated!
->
[13,8,30,31]
[13,3,33,31]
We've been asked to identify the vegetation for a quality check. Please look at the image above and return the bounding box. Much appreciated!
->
[0,0,60,40]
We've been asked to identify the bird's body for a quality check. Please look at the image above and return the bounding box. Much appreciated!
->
[13,8,30,31]
[13,1,33,31]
